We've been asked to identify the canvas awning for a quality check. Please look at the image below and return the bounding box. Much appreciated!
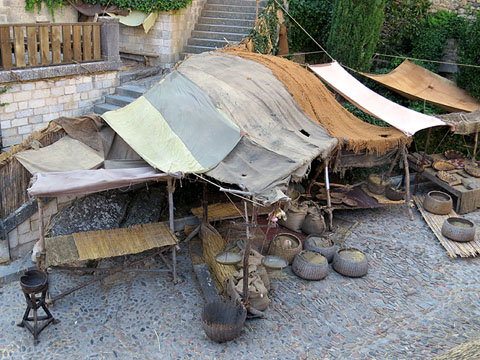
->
[309,61,447,136]
[28,167,182,197]
[361,60,480,113]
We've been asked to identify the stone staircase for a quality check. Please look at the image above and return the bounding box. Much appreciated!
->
[93,84,145,114]
[182,0,266,56]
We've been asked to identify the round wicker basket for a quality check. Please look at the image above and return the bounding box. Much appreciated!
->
[367,174,391,195]
[304,235,339,263]
[202,300,246,343]
[441,217,475,242]
[292,251,328,280]
[268,233,302,264]
[423,191,453,215]
[385,186,405,201]
[333,248,368,278]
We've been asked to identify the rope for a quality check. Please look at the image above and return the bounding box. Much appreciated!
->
[223,191,247,221]
[192,173,264,207]
[272,0,335,62]
[374,53,480,69]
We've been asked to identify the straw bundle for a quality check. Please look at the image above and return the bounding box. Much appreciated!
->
[201,223,236,294]
[434,339,480,360]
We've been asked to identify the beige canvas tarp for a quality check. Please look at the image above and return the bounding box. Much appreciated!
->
[309,61,448,137]
[362,60,480,113]
[28,167,182,197]
[225,48,409,155]
[14,136,103,174]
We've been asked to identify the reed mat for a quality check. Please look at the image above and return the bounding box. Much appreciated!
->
[191,202,272,222]
[414,195,480,258]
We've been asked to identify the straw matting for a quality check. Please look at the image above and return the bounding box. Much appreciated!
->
[191,202,272,222]
[414,195,480,258]
[361,185,405,205]
[45,234,80,267]
[434,339,480,360]
[74,222,178,261]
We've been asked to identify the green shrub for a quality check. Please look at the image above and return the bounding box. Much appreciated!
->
[457,14,480,100]
[327,0,386,71]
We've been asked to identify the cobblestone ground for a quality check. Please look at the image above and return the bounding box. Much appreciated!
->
[1,200,480,359]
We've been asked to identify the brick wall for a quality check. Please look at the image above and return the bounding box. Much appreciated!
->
[7,195,79,258]
[119,0,208,67]
[0,0,77,24]
[0,71,119,150]
[430,0,480,16]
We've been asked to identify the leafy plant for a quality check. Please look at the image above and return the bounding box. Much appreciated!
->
[457,12,480,100]
[327,0,386,71]
[81,0,192,13]
[25,0,64,19]
[248,0,280,55]
[0,86,9,108]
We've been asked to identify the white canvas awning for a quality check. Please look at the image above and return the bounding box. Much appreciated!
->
[309,61,448,136]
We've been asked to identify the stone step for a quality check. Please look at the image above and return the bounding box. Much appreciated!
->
[94,103,121,115]
[201,10,257,20]
[197,16,255,27]
[195,23,251,34]
[116,84,145,99]
[187,37,231,48]
[105,94,136,107]
[208,0,266,6]
[204,4,258,13]
[191,30,246,41]
[183,45,218,54]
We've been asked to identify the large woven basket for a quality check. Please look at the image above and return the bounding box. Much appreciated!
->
[367,174,390,195]
[292,251,328,280]
[269,233,302,264]
[304,235,338,263]
[333,248,368,278]
[202,300,246,343]
[441,217,475,242]
[423,191,453,215]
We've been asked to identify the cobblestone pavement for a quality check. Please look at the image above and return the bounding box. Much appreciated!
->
[1,200,480,359]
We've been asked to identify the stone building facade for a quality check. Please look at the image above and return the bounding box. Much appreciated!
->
[118,0,208,67]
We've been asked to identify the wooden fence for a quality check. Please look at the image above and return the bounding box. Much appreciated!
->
[0,22,103,71]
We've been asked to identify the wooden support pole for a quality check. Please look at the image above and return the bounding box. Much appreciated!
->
[202,182,208,223]
[384,149,401,180]
[473,130,479,162]
[402,145,414,221]
[242,200,251,305]
[167,179,177,282]
[307,160,327,194]
[414,128,432,195]
[324,159,333,231]
[37,198,45,269]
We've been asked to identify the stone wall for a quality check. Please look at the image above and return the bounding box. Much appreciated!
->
[119,0,208,67]
[0,71,119,150]
[7,195,78,258]
[0,0,77,24]
[430,0,480,16]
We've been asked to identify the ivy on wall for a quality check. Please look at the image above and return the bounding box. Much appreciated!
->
[248,0,280,55]
[25,0,193,18]
[0,86,8,108]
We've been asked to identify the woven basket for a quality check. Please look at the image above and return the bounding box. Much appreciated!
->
[367,174,391,195]
[444,150,464,160]
[423,191,453,215]
[269,233,302,264]
[333,248,368,278]
[385,186,405,201]
[464,164,480,178]
[433,160,456,171]
[292,251,328,280]
[304,235,339,263]
[441,217,475,242]
[202,300,246,343]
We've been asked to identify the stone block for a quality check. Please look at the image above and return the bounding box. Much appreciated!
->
[64,101,76,110]
[76,83,92,93]
[18,101,28,110]
[15,109,34,118]
[81,92,89,100]
[17,219,31,235]
[32,89,50,99]
[50,87,65,97]
[3,102,18,113]
[18,124,33,135]
[35,81,49,89]
[13,91,31,102]
[32,123,45,131]
[45,97,58,106]
[28,98,45,108]
[1,112,15,120]
[20,83,35,91]
[0,92,13,103]
[48,104,64,112]
[55,80,67,87]
[58,94,73,104]
[64,85,76,94]
[7,228,19,249]
[1,128,17,137]
[28,116,43,124]
[1,120,12,129]
[2,135,22,147]
[43,113,58,122]
[33,107,49,115]
[11,118,28,127]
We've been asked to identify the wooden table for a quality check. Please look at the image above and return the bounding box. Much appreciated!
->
[409,155,480,214]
